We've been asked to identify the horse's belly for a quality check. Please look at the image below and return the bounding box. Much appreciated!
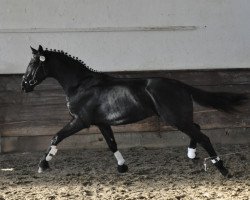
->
[96,100,152,125]
[104,107,151,125]
[95,85,154,125]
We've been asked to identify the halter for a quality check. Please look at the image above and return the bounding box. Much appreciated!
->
[24,56,47,86]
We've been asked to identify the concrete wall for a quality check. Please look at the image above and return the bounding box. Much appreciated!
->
[0,0,250,73]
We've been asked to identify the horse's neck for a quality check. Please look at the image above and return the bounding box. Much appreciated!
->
[51,61,94,96]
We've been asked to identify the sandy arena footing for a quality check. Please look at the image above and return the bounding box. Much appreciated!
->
[0,144,249,200]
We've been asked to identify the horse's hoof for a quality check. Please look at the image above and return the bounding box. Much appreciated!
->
[219,168,231,177]
[38,167,44,173]
[225,173,233,178]
[220,169,232,178]
[221,171,233,178]
[117,164,128,173]
[38,159,50,173]
[214,160,231,177]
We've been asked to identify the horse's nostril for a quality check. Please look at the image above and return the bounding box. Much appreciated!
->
[29,80,35,85]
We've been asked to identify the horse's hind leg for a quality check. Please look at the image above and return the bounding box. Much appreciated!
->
[178,123,230,176]
[146,83,198,159]
[146,84,229,176]
[187,123,200,159]
[98,125,128,173]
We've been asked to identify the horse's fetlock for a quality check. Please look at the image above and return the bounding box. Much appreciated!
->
[187,147,196,159]
[114,151,125,165]
[45,145,58,161]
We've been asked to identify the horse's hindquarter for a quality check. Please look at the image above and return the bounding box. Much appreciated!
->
[95,79,155,125]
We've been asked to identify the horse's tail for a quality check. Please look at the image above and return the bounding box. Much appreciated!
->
[186,85,248,113]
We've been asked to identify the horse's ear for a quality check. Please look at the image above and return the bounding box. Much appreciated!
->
[30,46,38,55]
[38,45,44,53]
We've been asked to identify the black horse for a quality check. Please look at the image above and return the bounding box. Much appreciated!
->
[22,45,247,177]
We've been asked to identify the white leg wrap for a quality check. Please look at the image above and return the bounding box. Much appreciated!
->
[211,156,220,164]
[114,151,125,165]
[38,167,43,173]
[45,145,58,161]
[187,147,196,159]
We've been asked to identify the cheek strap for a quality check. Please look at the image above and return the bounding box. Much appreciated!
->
[30,57,47,85]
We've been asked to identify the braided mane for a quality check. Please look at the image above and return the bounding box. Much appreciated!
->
[44,48,100,73]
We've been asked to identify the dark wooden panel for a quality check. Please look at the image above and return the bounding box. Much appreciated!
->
[0,69,250,140]
[1,68,250,92]
[1,116,159,137]
[1,84,249,123]
[0,76,61,91]
[2,128,250,153]
[110,68,250,86]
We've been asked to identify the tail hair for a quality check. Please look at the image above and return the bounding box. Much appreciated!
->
[188,87,248,113]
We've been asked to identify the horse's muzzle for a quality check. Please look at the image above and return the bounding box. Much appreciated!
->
[21,77,34,93]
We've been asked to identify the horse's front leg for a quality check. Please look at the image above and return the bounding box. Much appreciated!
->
[38,117,86,173]
[98,125,128,173]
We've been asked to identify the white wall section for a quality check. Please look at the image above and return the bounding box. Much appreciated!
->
[0,0,249,73]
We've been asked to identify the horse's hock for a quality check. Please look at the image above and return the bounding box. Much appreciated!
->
[0,69,250,153]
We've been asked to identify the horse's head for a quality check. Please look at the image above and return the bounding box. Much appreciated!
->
[21,45,49,93]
